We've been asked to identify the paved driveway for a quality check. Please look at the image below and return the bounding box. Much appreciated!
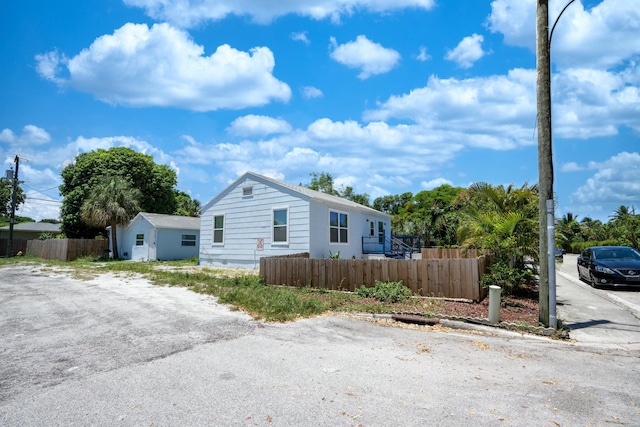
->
[1,264,639,426]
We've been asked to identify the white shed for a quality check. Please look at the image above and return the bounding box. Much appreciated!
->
[112,212,200,261]
[199,172,392,269]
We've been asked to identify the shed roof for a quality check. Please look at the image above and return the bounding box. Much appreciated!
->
[134,213,200,230]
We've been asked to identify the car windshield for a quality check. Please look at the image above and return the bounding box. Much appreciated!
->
[593,248,640,260]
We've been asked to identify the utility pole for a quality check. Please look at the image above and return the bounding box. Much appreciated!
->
[7,156,20,257]
[536,0,553,327]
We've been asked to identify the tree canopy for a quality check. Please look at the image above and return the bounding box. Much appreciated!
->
[304,172,371,207]
[60,147,178,238]
[174,190,201,217]
[0,177,26,218]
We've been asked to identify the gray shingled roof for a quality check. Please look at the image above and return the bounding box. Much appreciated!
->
[0,222,61,233]
[137,213,200,230]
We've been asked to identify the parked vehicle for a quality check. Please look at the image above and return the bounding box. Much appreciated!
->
[555,247,564,261]
[577,246,640,288]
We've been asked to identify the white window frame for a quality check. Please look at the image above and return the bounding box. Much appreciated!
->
[212,213,225,245]
[272,207,289,245]
[242,185,253,197]
[135,233,144,246]
[329,210,349,245]
[181,234,197,246]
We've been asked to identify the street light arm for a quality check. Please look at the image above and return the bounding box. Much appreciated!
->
[549,0,576,47]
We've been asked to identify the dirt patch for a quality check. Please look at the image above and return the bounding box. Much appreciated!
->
[432,282,540,325]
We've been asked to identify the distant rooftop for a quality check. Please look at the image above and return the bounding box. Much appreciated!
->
[0,222,61,233]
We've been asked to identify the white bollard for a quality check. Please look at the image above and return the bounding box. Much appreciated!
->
[488,285,501,323]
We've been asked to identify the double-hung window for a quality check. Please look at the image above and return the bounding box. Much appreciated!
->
[329,211,348,244]
[273,208,288,244]
[181,234,196,246]
[213,214,224,244]
[135,234,144,246]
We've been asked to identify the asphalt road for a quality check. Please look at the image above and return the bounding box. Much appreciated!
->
[556,253,640,349]
[1,263,639,426]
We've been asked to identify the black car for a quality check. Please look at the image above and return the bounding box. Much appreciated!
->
[577,246,640,288]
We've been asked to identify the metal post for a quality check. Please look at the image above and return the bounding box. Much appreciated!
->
[547,199,557,329]
[7,156,20,258]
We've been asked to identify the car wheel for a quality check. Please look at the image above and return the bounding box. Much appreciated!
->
[589,272,599,289]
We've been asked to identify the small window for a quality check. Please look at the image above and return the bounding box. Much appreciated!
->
[242,186,253,196]
[213,214,224,244]
[369,221,375,237]
[329,211,348,244]
[181,234,196,246]
[273,208,288,244]
[135,234,144,246]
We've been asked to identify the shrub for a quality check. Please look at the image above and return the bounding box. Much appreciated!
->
[480,261,532,296]
[357,280,413,303]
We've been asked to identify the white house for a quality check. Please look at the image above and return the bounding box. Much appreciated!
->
[111,212,200,261]
[199,172,393,269]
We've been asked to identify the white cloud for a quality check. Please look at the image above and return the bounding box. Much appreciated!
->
[421,178,453,190]
[34,50,67,84]
[571,152,640,204]
[227,115,293,137]
[488,0,640,70]
[175,116,465,194]
[124,0,436,27]
[0,125,51,146]
[416,46,431,62]
[302,86,324,99]
[330,35,400,79]
[560,162,584,173]
[445,34,486,69]
[291,31,310,45]
[365,69,537,149]
[36,23,291,111]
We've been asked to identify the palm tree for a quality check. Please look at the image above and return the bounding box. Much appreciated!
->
[458,182,539,268]
[81,176,142,259]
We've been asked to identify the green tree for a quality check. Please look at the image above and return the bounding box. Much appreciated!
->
[458,182,539,276]
[304,172,370,206]
[379,185,465,247]
[372,192,413,215]
[305,172,339,195]
[60,147,177,238]
[556,212,581,252]
[0,177,26,218]
[456,183,539,295]
[174,190,201,217]
[80,176,142,259]
[608,205,639,250]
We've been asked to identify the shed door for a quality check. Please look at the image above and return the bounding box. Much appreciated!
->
[148,229,156,261]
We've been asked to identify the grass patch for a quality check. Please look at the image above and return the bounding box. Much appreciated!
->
[0,256,535,326]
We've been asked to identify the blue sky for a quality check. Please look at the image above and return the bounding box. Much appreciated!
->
[1,0,638,224]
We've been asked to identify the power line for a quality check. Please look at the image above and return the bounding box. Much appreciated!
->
[23,197,62,204]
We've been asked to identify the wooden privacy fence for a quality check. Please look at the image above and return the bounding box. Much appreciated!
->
[260,255,492,301]
[27,239,110,261]
[0,239,28,257]
[421,248,489,259]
